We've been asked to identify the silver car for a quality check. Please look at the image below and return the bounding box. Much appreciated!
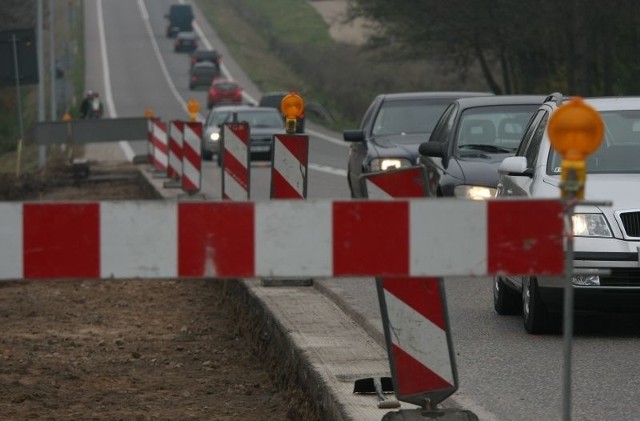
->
[202,105,286,164]
[494,94,640,333]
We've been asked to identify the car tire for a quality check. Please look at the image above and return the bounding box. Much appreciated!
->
[217,153,223,167]
[493,276,521,315]
[522,276,557,334]
[202,150,212,161]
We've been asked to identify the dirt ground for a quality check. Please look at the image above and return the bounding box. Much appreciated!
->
[0,162,318,420]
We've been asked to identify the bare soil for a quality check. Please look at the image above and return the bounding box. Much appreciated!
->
[0,162,318,421]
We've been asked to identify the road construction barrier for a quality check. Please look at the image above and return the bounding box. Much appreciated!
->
[363,165,458,407]
[362,166,430,199]
[146,118,154,165]
[167,120,184,181]
[182,121,202,194]
[150,119,168,172]
[270,133,309,199]
[0,199,564,280]
[221,121,251,200]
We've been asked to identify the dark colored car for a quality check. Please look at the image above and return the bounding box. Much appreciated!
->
[189,62,220,90]
[174,31,198,53]
[343,91,492,198]
[259,91,305,133]
[202,105,286,164]
[165,4,193,38]
[207,79,243,109]
[417,95,545,199]
[190,49,222,69]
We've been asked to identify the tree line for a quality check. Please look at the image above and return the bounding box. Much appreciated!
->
[347,0,640,96]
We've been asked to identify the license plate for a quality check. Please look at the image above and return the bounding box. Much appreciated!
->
[252,146,270,152]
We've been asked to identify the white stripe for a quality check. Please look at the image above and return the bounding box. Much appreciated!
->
[100,202,177,278]
[183,125,200,152]
[153,123,168,167]
[224,126,249,167]
[308,163,347,177]
[168,123,182,177]
[255,201,332,277]
[385,290,455,385]
[182,159,200,190]
[0,203,22,279]
[273,136,305,197]
[223,171,249,200]
[364,178,392,199]
[410,200,488,276]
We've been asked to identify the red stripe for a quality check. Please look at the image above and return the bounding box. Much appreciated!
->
[333,201,409,276]
[223,150,249,195]
[275,134,308,167]
[488,200,564,275]
[271,170,302,199]
[382,277,445,330]
[392,343,454,396]
[227,122,249,143]
[177,202,254,277]
[23,203,100,279]
[365,167,426,198]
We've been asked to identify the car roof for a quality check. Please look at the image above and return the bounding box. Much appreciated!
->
[379,91,493,101]
[582,97,640,111]
[177,31,197,39]
[453,95,547,108]
[210,105,279,113]
[192,49,220,58]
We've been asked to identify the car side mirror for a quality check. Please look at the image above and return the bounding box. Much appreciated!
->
[343,129,365,142]
[418,141,445,158]
[498,156,532,176]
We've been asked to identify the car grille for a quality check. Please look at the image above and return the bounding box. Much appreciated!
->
[600,268,640,287]
[619,211,640,237]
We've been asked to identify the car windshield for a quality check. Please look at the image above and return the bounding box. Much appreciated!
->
[549,109,640,174]
[372,99,452,139]
[456,105,537,153]
[207,110,284,129]
[214,82,238,92]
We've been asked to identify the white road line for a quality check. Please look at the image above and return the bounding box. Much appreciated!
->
[96,0,135,161]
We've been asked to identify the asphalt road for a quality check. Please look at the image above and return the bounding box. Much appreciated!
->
[86,1,640,420]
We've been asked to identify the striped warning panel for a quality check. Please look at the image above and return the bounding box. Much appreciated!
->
[0,199,565,280]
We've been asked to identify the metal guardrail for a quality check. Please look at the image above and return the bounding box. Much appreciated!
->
[32,117,149,145]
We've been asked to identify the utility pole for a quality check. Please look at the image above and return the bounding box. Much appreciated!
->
[50,0,57,120]
[37,0,47,167]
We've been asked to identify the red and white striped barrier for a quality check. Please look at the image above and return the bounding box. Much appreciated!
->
[0,199,564,280]
[182,121,202,193]
[167,120,184,181]
[362,166,429,199]
[150,119,168,172]
[221,122,250,200]
[365,165,457,405]
[270,134,309,199]
[378,277,456,403]
[146,118,155,165]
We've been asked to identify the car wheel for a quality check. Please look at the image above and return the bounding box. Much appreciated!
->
[217,153,223,167]
[202,150,212,161]
[493,276,521,315]
[522,276,556,334]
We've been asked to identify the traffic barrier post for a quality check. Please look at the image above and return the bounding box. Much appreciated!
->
[151,119,168,175]
[146,118,155,166]
[221,119,250,200]
[181,121,203,194]
[270,133,309,199]
[164,120,184,188]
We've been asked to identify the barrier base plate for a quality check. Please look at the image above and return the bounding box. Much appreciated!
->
[382,409,478,421]
[261,278,313,287]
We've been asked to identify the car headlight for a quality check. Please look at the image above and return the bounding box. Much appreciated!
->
[209,131,220,142]
[369,158,411,172]
[454,185,497,200]
[572,214,612,237]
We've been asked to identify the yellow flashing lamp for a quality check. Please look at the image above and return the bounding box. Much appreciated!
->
[548,97,604,199]
[187,99,200,122]
[62,113,72,122]
[144,108,154,118]
[280,91,304,134]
